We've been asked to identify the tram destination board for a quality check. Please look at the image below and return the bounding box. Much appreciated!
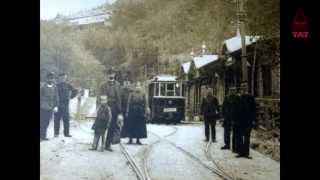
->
[163,108,177,112]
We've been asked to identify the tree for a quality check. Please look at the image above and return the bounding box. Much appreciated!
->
[40,21,105,87]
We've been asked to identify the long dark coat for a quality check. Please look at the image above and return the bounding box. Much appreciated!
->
[239,94,257,128]
[222,94,236,127]
[121,93,147,138]
[233,94,256,128]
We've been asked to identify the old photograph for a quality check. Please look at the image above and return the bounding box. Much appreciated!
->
[40,0,280,179]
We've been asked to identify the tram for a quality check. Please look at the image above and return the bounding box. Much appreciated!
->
[148,74,185,124]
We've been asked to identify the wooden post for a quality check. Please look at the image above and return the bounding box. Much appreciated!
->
[258,66,263,97]
[251,42,258,96]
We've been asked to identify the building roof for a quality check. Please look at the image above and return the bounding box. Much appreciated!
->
[193,55,219,69]
[69,13,110,25]
[224,35,259,53]
[151,74,177,82]
[54,7,111,26]
[181,61,191,74]
[67,8,106,19]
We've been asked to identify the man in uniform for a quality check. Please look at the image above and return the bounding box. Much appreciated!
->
[221,87,236,150]
[54,73,78,137]
[201,89,220,142]
[235,84,257,158]
[40,72,59,141]
[96,69,122,152]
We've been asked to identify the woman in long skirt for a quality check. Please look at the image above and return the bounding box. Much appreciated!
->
[121,86,148,145]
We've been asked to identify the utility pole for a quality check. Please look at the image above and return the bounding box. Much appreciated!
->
[144,64,147,80]
[238,0,248,89]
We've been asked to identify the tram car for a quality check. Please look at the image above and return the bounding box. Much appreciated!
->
[148,74,185,124]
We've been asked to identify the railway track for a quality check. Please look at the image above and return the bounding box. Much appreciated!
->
[146,126,234,180]
[142,126,178,180]
[120,143,145,180]
[73,99,235,180]
[118,125,179,180]
[205,141,236,180]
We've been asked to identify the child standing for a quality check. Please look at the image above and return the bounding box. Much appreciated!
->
[89,95,112,151]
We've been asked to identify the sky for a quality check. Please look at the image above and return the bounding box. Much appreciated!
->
[40,0,116,20]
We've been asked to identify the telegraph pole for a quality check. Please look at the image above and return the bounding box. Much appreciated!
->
[238,0,248,89]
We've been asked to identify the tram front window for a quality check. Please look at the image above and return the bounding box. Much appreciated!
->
[167,83,174,96]
[155,83,159,96]
[175,83,181,96]
[160,83,166,96]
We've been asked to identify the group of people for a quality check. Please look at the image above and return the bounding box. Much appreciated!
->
[41,70,256,158]
[40,69,149,153]
[201,84,257,159]
[89,69,149,152]
[40,72,78,141]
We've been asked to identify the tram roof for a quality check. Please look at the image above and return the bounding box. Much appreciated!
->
[150,74,177,82]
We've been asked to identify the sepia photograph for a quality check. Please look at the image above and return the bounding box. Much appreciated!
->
[40,0,280,179]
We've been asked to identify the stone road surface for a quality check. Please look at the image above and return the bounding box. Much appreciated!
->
[40,97,280,180]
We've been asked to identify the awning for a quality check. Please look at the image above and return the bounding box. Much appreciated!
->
[224,35,259,54]
[193,54,219,69]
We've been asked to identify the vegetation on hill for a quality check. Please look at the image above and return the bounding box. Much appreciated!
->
[40,0,279,82]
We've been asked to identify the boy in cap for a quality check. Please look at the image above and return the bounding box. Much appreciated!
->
[96,68,123,151]
[89,95,112,151]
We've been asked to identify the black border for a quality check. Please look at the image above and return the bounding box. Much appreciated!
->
[281,0,319,179]
[3,0,39,179]
[2,0,319,179]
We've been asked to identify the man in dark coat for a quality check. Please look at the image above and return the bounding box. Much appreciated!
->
[96,70,122,152]
[40,72,59,141]
[234,85,257,158]
[54,73,78,137]
[121,86,148,145]
[221,87,236,150]
[201,90,220,142]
